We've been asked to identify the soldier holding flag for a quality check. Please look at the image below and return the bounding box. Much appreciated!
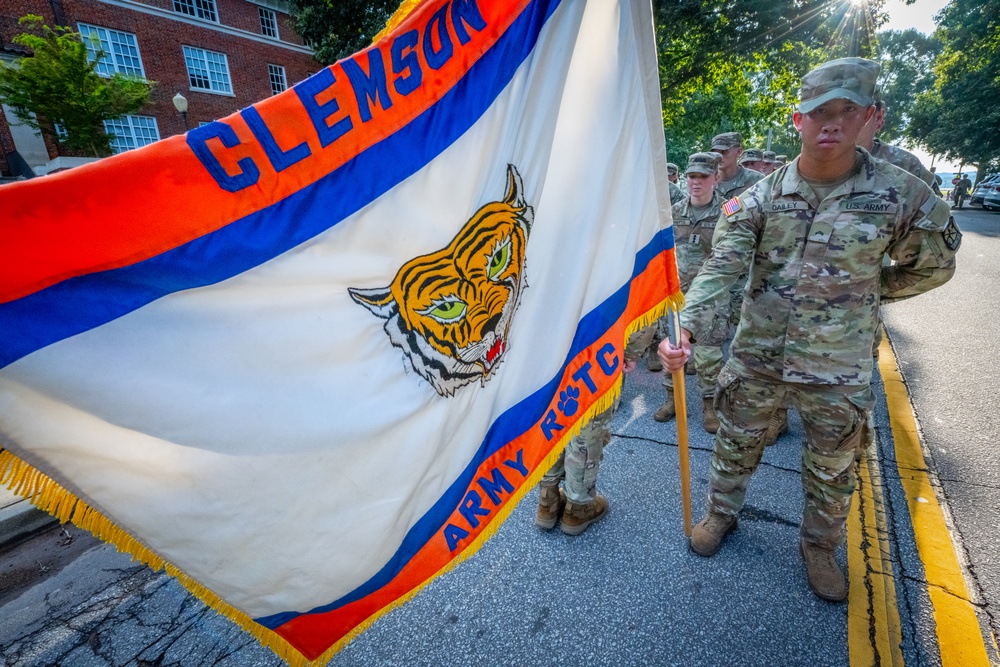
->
[658,58,960,602]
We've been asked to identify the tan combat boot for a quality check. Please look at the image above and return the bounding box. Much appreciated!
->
[560,496,609,536]
[702,397,719,434]
[764,408,788,446]
[689,512,737,556]
[800,540,847,602]
[653,391,675,422]
[646,346,663,372]
[535,485,566,530]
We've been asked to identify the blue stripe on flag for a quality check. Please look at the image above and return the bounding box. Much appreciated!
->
[254,226,677,629]
[0,0,561,370]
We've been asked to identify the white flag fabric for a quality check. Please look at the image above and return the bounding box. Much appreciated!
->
[0,0,680,662]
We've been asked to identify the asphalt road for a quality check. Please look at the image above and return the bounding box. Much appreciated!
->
[880,205,1000,657]
[2,206,998,666]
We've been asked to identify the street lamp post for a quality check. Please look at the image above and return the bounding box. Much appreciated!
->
[172,93,189,130]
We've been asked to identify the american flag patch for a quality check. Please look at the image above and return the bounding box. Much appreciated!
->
[723,197,742,216]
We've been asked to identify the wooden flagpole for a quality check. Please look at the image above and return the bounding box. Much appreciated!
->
[671,309,692,537]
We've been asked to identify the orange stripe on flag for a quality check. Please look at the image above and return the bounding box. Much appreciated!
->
[0,0,529,304]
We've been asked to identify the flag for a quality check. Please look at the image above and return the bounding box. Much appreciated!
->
[0,0,680,663]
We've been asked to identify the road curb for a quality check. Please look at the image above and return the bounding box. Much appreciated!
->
[0,494,58,552]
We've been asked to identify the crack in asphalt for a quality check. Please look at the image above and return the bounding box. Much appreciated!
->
[610,432,802,475]
[856,469,884,667]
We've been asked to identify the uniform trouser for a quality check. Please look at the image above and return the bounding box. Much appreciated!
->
[708,366,873,549]
[541,402,617,504]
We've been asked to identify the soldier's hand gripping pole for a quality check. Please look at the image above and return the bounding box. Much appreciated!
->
[671,309,692,537]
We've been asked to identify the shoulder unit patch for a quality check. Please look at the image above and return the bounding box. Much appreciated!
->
[942,216,962,251]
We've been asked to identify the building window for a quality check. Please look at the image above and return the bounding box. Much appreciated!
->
[183,46,233,94]
[268,64,287,95]
[173,0,217,22]
[78,24,145,77]
[259,7,278,38]
[104,115,160,154]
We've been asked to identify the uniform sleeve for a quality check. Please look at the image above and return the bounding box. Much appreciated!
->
[623,324,656,362]
[881,191,960,303]
[680,194,760,340]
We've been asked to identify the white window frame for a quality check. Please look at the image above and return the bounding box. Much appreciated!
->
[258,7,279,39]
[78,23,146,78]
[173,0,218,23]
[182,45,234,95]
[267,64,287,95]
[104,115,160,154]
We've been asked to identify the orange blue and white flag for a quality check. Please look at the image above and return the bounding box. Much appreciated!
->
[0,0,680,663]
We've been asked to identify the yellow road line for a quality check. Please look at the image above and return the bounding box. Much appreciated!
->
[876,336,991,667]
[848,424,904,666]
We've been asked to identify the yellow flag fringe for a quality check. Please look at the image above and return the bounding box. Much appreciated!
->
[0,294,680,666]
[372,0,424,44]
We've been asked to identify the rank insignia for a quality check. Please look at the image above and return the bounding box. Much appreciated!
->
[722,197,742,216]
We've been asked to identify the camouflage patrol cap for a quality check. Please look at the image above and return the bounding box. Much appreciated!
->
[711,132,743,150]
[707,151,723,165]
[686,152,719,176]
[799,57,880,113]
[762,150,777,163]
[667,162,679,176]
[776,154,788,165]
[740,148,764,164]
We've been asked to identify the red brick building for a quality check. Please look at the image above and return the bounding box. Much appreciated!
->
[0,0,318,177]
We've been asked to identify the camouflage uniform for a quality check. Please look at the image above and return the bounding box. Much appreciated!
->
[871,138,935,187]
[717,165,764,200]
[868,138,937,355]
[542,326,654,503]
[715,164,762,331]
[662,188,728,397]
[667,162,684,204]
[681,147,960,548]
[669,181,684,205]
[954,176,972,208]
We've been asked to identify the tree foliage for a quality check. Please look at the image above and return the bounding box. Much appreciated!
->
[289,0,891,165]
[652,0,887,164]
[872,29,941,144]
[289,0,398,65]
[0,16,152,157]
[907,0,1000,175]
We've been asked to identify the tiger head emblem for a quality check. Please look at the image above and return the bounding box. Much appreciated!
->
[349,164,533,396]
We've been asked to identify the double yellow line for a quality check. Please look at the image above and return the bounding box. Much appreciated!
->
[846,337,994,666]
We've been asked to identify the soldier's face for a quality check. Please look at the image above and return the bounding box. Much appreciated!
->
[744,160,765,172]
[718,147,741,171]
[793,99,875,163]
[687,172,716,204]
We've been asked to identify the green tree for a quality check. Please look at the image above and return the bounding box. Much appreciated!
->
[907,0,1000,176]
[652,0,887,164]
[0,15,152,157]
[874,29,942,143]
[289,0,398,65]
